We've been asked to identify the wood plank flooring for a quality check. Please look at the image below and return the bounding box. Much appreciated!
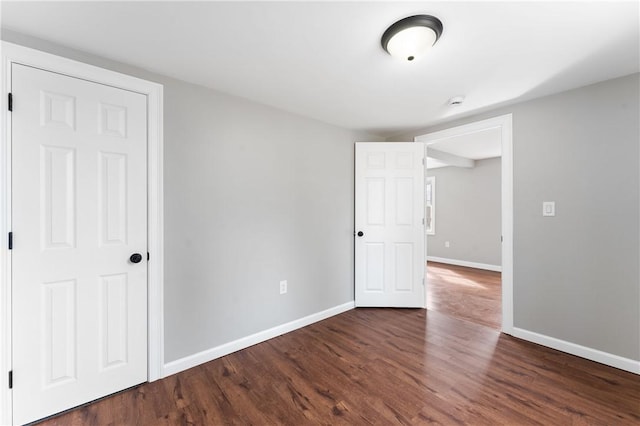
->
[426,262,502,329]
[37,308,639,424]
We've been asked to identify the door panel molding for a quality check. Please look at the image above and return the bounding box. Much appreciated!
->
[1,41,164,425]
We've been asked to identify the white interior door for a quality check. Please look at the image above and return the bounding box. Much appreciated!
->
[11,64,148,425]
[355,142,425,307]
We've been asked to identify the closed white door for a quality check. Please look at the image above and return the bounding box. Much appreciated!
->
[355,142,425,307]
[11,64,148,425]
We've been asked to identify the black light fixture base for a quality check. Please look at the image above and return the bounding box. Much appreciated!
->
[381,15,444,56]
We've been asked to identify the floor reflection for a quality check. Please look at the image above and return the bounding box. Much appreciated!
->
[426,261,501,329]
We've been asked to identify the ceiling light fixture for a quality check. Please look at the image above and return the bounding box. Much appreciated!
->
[381,15,443,62]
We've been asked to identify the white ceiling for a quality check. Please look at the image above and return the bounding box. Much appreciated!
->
[430,126,502,159]
[1,1,638,137]
[425,126,502,169]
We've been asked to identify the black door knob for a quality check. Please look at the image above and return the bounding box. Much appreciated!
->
[357,231,364,237]
[129,253,143,264]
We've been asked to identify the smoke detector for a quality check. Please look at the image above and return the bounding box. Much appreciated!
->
[448,96,465,106]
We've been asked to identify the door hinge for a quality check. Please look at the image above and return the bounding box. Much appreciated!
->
[147,252,150,261]
[422,217,425,225]
[501,235,503,243]
[8,93,12,111]
[8,370,12,389]
[8,232,12,250]
[422,158,425,165]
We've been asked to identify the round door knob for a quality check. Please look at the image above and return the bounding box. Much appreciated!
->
[129,253,143,264]
[357,231,364,237]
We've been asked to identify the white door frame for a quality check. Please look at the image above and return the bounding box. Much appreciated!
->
[0,42,164,425]
[415,114,514,334]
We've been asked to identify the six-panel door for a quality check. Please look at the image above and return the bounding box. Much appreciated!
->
[355,142,425,307]
[11,64,148,425]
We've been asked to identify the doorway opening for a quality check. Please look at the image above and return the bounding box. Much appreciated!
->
[415,114,513,332]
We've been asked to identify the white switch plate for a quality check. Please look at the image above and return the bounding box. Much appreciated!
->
[279,280,287,294]
[543,201,555,217]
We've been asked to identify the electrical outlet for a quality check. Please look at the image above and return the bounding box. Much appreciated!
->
[279,280,287,294]
[445,241,450,248]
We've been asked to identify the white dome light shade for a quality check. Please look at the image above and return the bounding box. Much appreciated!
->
[381,15,443,62]
[386,27,437,61]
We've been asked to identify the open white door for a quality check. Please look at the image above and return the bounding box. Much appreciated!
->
[11,64,148,424]
[355,142,425,307]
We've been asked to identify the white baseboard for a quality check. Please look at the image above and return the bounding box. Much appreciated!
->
[511,327,639,374]
[427,256,502,272]
[162,301,355,377]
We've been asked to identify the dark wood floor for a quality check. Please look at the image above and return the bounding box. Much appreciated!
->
[427,261,502,329]
[38,309,639,424]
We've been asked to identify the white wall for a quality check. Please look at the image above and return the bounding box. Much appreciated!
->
[394,73,640,362]
[427,158,501,267]
[0,31,383,366]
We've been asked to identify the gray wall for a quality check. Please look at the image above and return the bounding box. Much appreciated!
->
[1,31,382,363]
[160,83,379,362]
[395,73,640,361]
[3,29,638,364]
[427,158,501,266]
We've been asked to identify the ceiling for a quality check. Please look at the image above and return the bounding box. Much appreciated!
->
[1,1,638,138]
[426,126,501,169]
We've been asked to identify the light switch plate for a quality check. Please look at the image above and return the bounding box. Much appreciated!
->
[543,201,555,217]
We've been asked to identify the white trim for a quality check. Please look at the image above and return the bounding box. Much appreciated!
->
[163,302,355,377]
[500,115,514,335]
[426,256,501,272]
[0,42,164,424]
[416,114,514,334]
[512,327,640,375]
[145,71,165,384]
[0,42,13,426]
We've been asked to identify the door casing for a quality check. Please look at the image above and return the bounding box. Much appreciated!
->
[415,114,514,333]
[0,41,164,425]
